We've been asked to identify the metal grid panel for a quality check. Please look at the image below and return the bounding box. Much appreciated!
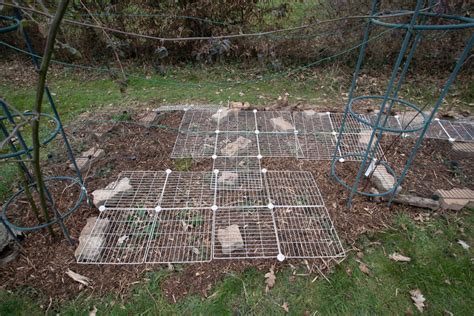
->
[330,113,372,133]
[102,171,166,210]
[258,133,302,157]
[217,110,256,132]
[171,132,216,158]
[265,171,325,207]
[145,209,213,263]
[160,172,215,210]
[425,120,450,140]
[293,112,333,133]
[213,208,279,259]
[77,209,155,264]
[297,133,337,160]
[179,110,217,133]
[338,132,384,160]
[212,157,263,191]
[216,184,269,209]
[256,111,295,133]
[275,206,345,258]
[216,132,259,157]
[368,114,402,131]
[451,122,474,141]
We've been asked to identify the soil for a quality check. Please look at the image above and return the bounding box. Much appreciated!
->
[0,107,472,307]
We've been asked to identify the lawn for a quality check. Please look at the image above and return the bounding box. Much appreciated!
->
[1,211,472,315]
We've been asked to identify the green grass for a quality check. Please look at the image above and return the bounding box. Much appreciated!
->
[1,211,472,315]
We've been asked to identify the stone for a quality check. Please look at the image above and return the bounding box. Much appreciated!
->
[70,157,91,172]
[434,188,474,211]
[0,223,13,253]
[303,110,317,117]
[358,133,371,146]
[92,177,132,207]
[221,136,251,156]
[212,108,238,122]
[74,217,110,261]
[70,148,105,172]
[217,224,244,255]
[230,101,250,110]
[270,116,294,132]
[370,164,401,195]
[218,172,239,186]
[139,111,160,128]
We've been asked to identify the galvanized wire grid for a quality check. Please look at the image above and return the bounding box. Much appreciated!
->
[213,208,279,259]
[146,209,214,263]
[212,156,263,191]
[171,132,216,158]
[76,209,155,264]
[274,206,345,258]
[215,132,260,157]
[102,171,167,211]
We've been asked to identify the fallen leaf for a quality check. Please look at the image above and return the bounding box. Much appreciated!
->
[89,306,97,316]
[66,269,91,286]
[359,263,371,276]
[281,302,289,313]
[389,252,411,262]
[345,267,353,277]
[457,240,470,250]
[356,251,364,259]
[265,267,276,293]
[410,289,426,313]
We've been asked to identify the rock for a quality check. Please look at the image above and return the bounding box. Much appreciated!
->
[70,147,105,172]
[270,117,294,132]
[75,217,110,261]
[92,177,132,207]
[218,172,239,186]
[71,157,91,172]
[230,101,250,110]
[212,108,238,122]
[217,224,244,255]
[0,223,13,253]
[358,133,371,146]
[303,110,317,117]
[434,188,474,211]
[370,164,401,195]
[220,136,251,156]
[139,111,160,128]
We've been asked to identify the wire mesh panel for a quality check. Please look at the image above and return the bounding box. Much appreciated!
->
[171,132,216,158]
[274,206,345,258]
[297,133,337,160]
[179,110,218,133]
[258,133,302,157]
[102,171,167,210]
[217,109,256,132]
[337,132,384,160]
[77,209,155,264]
[213,208,279,259]
[330,113,372,133]
[264,171,325,207]
[256,111,295,133]
[215,132,259,157]
[145,209,213,263]
[216,182,269,209]
[160,172,215,210]
[212,157,263,191]
[293,111,333,133]
[451,122,474,142]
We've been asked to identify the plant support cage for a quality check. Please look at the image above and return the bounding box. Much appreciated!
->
[331,0,474,207]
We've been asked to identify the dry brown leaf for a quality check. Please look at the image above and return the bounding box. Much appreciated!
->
[265,267,276,293]
[389,252,411,262]
[356,251,364,259]
[359,263,371,276]
[66,269,91,286]
[410,289,426,313]
[281,302,289,313]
